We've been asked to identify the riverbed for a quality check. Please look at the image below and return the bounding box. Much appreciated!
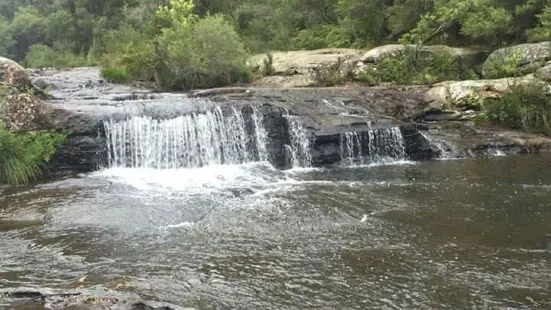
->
[1,154,551,309]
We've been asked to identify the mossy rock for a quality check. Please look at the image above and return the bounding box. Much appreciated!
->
[482,42,551,78]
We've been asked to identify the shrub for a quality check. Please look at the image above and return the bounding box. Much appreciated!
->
[101,11,251,90]
[99,25,156,83]
[483,84,551,135]
[260,53,275,76]
[0,124,66,185]
[483,52,524,79]
[160,15,251,89]
[24,43,88,68]
[292,25,352,50]
[357,46,478,85]
[100,67,131,83]
[310,57,353,87]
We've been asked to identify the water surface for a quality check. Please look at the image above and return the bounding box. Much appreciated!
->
[1,155,551,309]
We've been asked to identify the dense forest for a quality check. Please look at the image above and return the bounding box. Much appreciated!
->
[1,0,551,89]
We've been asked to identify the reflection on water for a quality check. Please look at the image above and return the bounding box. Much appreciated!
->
[1,155,551,309]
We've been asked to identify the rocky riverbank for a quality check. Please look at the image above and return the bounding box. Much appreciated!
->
[3,42,551,176]
[21,66,548,176]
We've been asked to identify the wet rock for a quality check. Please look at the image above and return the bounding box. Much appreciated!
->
[227,187,255,198]
[0,289,81,300]
[130,301,179,310]
[539,234,551,251]
[400,124,440,160]
[190,87,250,97]
[50,135,107,175]
[32,77,50,90]
[483,41,551,77]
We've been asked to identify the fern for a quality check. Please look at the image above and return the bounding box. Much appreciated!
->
[0,124,66,185]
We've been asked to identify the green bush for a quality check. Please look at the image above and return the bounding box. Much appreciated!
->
[100,7,251,90]
[159,15,251,90]
[483,52,524,79]
[311,57,353,87]
[24,43,89,68]
[357,46,478,85]
[260,53,275,76]
[99,25,157,82]
[0,124,66,185]
[483,84,551,135]
[100,67,131,83]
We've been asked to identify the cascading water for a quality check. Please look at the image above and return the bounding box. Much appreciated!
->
[419,132,454,159]
[103,106,269,169]
[339,132,363,165]
[339,127,407,165]
[285,115,312,167]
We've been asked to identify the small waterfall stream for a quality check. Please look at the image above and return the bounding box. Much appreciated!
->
[339,127,407,165]
[285,115,313,168]
[103,106,268,169]
[103,106,411,170]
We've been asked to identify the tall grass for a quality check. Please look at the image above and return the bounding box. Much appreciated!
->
[484,84,551,135]
[357,46,478,85]
[24,43,89,68]
[0,124,66,185]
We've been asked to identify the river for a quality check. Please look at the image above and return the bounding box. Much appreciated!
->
[1,154,551,309]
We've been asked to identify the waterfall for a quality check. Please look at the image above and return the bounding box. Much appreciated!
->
[339,127,406,165]
[339,132,363,165]
[419,132,453,159]
[285,115,312,167]
[251,107,269,162]
[103,106,269,169]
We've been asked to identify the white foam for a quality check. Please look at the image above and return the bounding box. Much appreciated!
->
[92,162,294,193]
[166,222,194,229]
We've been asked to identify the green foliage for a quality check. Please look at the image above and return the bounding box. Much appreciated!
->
[483,52,524,79]
[335,0,388,47]
[24,43,89,68]
[158,14,251,89]
[387,0,433,38]
[526,3,551,42]
[483,84,551,135]
[310,57,352,86]
[101,67,131,83]
[261,53,275,76]
[0,17,14,56]
[99,25,156,82]
[0,124,66,185]
[293,25,351,49]
[357,46,478,85]
[101,8,250,90]
[2,0,551,88]
[402,0,513,46]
